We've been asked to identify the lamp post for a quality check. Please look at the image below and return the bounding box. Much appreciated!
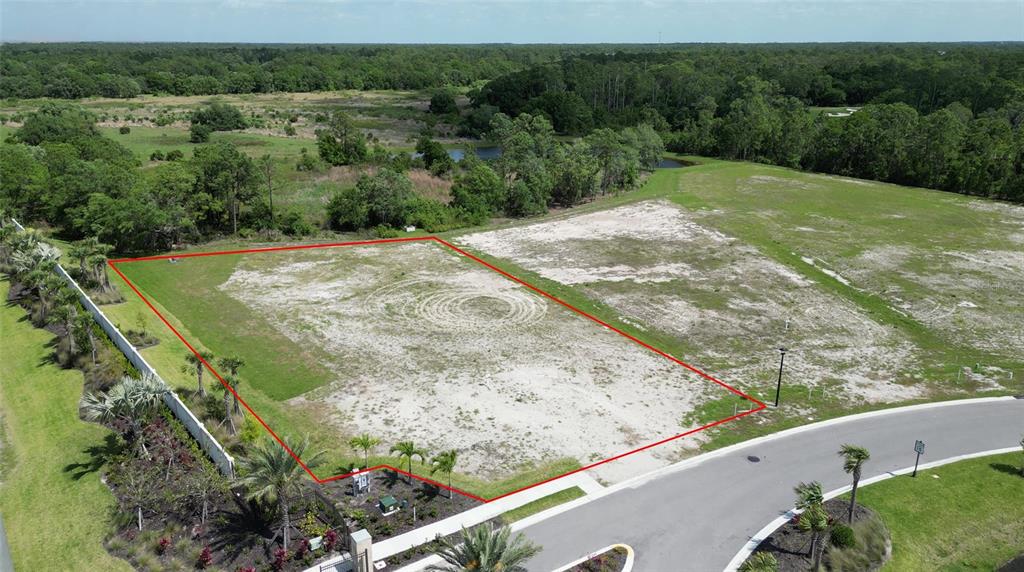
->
[774,347,788,407]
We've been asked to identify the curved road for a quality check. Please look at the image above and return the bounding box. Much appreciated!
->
[519,397,1024,571]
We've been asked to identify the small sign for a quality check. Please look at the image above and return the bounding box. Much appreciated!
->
[914,440,925,455]
[352,473,369,494]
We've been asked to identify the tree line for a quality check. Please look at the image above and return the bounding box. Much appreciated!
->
[474,45,1024,202]
[0,102,662,254]
[0,43,589,99]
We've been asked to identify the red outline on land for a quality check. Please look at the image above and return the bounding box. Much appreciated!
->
[110,236,766,503]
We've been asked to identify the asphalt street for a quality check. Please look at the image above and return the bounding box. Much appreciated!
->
[520,397,1024,571]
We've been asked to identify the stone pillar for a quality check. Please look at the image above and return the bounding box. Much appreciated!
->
[350,529,373,572]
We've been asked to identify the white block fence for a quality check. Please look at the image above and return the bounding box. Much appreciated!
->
[9,219,235,477]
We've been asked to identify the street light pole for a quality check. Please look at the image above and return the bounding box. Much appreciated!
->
[774,347,787,407]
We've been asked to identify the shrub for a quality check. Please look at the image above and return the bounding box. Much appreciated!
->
[404,196,456,232]
[271,547,288,571]
[165,149,184,161]
[429,90,458,115]
[373,225,400,238]
[294,538,310,560]
[196,546,213,569]
[119,126,131,134]
[239,415,262,444]
[296,148,318,171]
[830,524,856,548]
[150,150,165,161]
[276,209,314,237]
[284,123,296,136]
[156,536,172,555]
[191,102,247,131]
[189,124,211,143]
[324,529,339,552]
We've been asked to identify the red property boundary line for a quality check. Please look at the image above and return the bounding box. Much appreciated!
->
[110,236,766,503]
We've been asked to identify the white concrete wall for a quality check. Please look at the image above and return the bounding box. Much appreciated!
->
[9,219,235,477]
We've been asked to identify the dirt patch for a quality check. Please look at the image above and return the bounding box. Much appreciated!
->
[459,201,923,405]
[218,242,718,479]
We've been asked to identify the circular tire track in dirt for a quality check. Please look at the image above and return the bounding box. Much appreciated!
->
[366,277,547,331]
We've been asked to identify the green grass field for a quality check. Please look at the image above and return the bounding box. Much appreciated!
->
[855,452,1024,570]
[0,282,132,571]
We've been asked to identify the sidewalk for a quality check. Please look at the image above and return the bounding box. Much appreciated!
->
[373,472,604,559]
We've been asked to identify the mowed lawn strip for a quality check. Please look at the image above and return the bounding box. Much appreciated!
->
[113,253,332,400]
[501,486,586,524]
[854,452,1024,570]
[0,282,132,571]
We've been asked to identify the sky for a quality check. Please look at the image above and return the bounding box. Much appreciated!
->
[1,0,1022,44]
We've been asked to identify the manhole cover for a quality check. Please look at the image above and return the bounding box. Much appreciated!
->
[747,455,761,463]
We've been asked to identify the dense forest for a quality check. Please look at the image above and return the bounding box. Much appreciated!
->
[473,44,1024,202]
[0,43,595,98]
[2,42,1023,255]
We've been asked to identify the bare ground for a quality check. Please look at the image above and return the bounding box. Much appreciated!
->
[458,200,924,406]
[217,242,720,479]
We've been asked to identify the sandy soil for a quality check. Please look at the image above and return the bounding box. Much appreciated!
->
[458,201,924,405]
[218,242,718,478]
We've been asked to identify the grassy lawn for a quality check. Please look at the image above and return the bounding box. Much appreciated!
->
[98,125,313,162]
[0,281,131,571]
[501,486,586,524]
[854,452,1024,571]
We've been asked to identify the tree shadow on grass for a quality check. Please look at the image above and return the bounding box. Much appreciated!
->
[63,433,125,480]
[990,463,1023,477]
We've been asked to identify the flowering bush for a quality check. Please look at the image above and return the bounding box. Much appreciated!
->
[324,529,339,552]
[156,536,172,555]
[272,547,288,571]
[197,546,213,569]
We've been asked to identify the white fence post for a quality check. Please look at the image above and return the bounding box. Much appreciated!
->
[7,219,235,477]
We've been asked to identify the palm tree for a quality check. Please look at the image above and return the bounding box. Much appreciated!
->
[348,433,380,469]
[797,503,830,570]
[838,444,871,523]
[219,375,238,435]
[793,481,830,569]
[182,351,214,397]
[67,238,93,281]
[391,441,428,484]
[235,436,324,551]
[50,301,79,356]
[74,312,98,364]
[430,450,458,499]
[794,481,824,510]
[739,552,779,572]
[217,356,245,414]
[427,524,540,572]
[80,375,168,458]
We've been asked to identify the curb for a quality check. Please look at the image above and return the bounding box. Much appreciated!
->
[506,396,1016,531]
[552,543,635,572]
[723,446,1021,571]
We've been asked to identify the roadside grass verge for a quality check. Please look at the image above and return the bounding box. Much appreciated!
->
[853,452,1024,570]
[501,486,586,524]
[0,281,132,571]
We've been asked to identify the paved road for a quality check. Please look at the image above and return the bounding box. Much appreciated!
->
[520,397,1024,571]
